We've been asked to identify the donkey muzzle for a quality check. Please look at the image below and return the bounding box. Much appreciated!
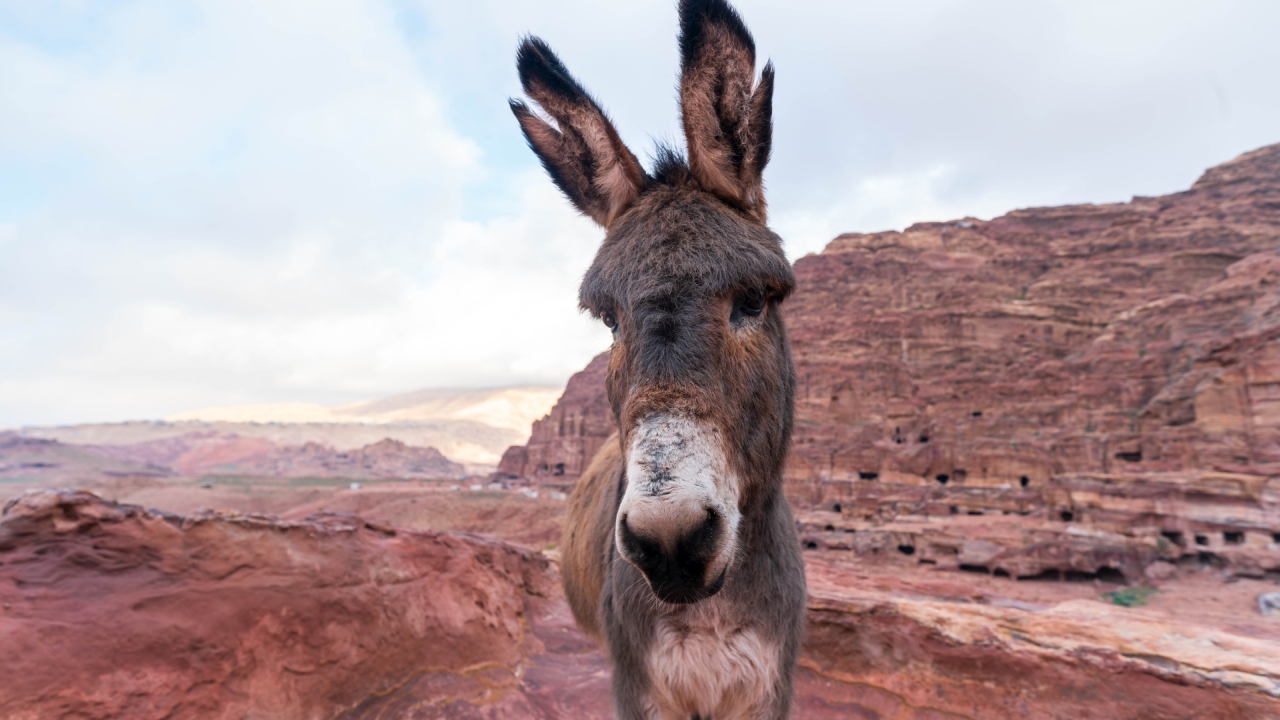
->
[617,413,741,604]
[618,506,727,604]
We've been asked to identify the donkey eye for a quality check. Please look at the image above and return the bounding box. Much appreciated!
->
[739,290,765,317]
[601,310,618,331]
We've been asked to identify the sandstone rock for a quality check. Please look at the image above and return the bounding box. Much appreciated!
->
[497,143,1280,583]
[496,352,615,483]
[1145,560,1179,583]
[4,490,1273,719]
[0,489,600,720]
[801,556,1280,720]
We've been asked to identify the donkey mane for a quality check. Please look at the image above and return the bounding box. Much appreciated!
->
[649,145,697,189]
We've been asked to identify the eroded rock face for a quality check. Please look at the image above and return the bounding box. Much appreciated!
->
[798,556,1280,720]
[0,490,604,720]
[787,144,1280,486]
[499,143,1280,582]
[496,352,615,483]
[3,491,1274,719]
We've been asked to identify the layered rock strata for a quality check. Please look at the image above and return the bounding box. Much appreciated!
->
[496,351,614,483]
[500,143,1280,582]
[0,489,602,720]
[3,491,1274,719]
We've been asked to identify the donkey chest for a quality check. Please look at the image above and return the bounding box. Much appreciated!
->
[645,604,780,720]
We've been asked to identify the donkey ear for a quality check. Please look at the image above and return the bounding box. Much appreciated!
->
[510,37,646,229]
[678,0,773,222]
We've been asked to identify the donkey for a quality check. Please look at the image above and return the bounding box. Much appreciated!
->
[510,1,805,717]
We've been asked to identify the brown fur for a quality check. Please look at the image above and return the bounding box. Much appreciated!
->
[512,1,805,717]
[562,433,623,643]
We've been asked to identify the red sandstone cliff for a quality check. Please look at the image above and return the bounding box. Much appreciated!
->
[786,142,1280,489]
[496,351,615,482]
[502,144,1280,485]
[0,489,608,720]
[498,143,1280,581]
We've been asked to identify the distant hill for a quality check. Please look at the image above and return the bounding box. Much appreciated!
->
[22,386,563,468]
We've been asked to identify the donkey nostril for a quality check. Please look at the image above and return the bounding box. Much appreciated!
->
[619,513,660,564]
[678,507,722,554]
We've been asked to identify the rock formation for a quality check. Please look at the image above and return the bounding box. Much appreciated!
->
[798,555,1280,719]
[495,352,615,483]
[3,491,1275,719]
[786,143,1280,581]
[499,143,1280,583]
[0,489,607,720]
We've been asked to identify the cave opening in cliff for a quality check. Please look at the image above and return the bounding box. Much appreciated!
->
[935,474,949,484]
[1096,567,1125,583]
[805,541,818,550]
[553,463,565,476]
[959,564,990,574]
[824,525,835,532]
[1115,450,1142,462]
[971,411,983,417]
[949,505,959,514]
[1161,531,1186,547]
[919,435,930,443]
[993,569,1010,578]
[1224,531,1244,545]
[1194,551,1225,569]
[1060,511,1074,522]
[1063,567,1123,583]
[832,503,842,513]
[1019,475,1030,487]
[858,471,879,481]
[1273,533,1280,544]
[1195,534,1210,546]
[1017,569,1063,582]
[897,545,915,555]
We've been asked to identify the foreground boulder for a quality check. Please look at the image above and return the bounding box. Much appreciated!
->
[797,557,1280,720]
[0,490,609,720]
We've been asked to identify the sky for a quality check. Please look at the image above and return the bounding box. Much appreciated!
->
[2,0,1279,426]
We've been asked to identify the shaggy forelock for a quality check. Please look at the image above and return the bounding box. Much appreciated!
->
[578,185,794,316]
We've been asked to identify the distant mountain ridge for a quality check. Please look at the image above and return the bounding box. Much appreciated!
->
[21,385,564,468]
[166,386,562,434]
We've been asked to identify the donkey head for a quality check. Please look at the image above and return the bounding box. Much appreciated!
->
[512,0,794,604]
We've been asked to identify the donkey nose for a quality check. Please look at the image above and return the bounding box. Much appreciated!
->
[618,507,725,604]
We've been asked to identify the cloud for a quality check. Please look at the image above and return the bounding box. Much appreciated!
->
[0,0,610,425]
[1,0,1279,425]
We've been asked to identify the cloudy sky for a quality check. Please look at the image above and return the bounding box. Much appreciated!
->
[2,0,1278,426]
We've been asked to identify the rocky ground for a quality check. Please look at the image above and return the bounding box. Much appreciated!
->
[3,490,1276,719]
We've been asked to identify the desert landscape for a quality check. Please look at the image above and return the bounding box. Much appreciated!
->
[4,144,1280,718]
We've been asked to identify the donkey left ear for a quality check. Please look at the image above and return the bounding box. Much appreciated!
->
[511,37,647,229]
[679,0,774,223]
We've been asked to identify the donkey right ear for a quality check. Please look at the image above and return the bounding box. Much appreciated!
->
[510,37,646,229]
[678,0,773,223]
